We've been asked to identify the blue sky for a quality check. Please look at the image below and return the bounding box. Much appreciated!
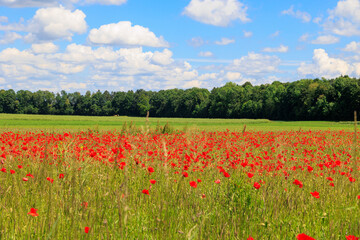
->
[0,0,360,93]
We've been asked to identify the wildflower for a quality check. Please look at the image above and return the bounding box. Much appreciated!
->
[81,202,88,209]
[223,171,230,178]
[293,179,303,188]
[310,191,320,199]
[59,173,64,179]
[46,177,54,183]
[182,172,188,177]
[1,168,6,173]
[10,169,15,174]
[197,179,202,183]
[247,172,254,178]
[189,181,197,188]
[22,177,28,181]
[214,179,220,184]
[85,227,90,233]
[329,183,334,187]
[297,233,316,240]
[150,179,156,184]
[28,208,39,217]
[247,236,254,240]
[142,189,149,195]
[346,236,359,240]
[148,167,154,174]
[254,182,261,189]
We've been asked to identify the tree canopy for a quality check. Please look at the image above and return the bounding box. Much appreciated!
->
[1,76,359,121]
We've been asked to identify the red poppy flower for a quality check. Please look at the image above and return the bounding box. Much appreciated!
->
[326,177,333,181]
[46,177,54,183]
[296,233,316,240]
[223,171,230,178]
[59,173,64,179]
[148,167,154,174]
[329,183,334,187]
[84,227,90,233]
[201,194,206,198]
[81,202,88,209]
[189,181,197,188]
[26,173,34,178]
[150,179,156,184]
[182,172,188,177]
[1,168,6,173]
[10,169,15,174]
[357,195,360,199]
[142,189,149,195]
[22,177,28,181]
[197,179,202,183]
[18,165,23,169]
[293,179,303,188]
[214,179,220,184]
[349,177,356,182]
[254,182,261,189]
[346,236,359,240]
[247,172,254,178]
[247,236,254,240]
[310,191,320,199]
[27,208,39,217]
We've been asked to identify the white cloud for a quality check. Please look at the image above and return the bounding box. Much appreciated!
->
[262,44,289,53]
[215,37,235,45]
[198,51,214,57]
[0,0,127,7]
[151,49,174,65]
[0,77,5,84]
[343,41,360,52]
[298,48,354,78]
[0,32,22,44]
[225,71,242,81]
[313,16,322,24]
[299,33,310,42]
[0,16,8,22]
[31,42,59,53]
[270,30,280,38]
[282,5,311,23]
[311,35,339,44]
[79,0,126,5]
[243,30,252,37]
[183,0,250,27]
[324,0,360,36]
[187,37,206,47]
[227,52,281,76]
[88,21,169,47]
[26,6,87,41]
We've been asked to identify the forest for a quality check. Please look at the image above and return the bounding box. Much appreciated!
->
[0,76,359,121]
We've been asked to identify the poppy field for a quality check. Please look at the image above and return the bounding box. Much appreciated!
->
[0,128,360,239]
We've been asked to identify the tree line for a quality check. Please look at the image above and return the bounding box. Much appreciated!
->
[1,76,359,121]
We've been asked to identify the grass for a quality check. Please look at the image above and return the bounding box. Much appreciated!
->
[0,113,356,132]
[0,129,359,239]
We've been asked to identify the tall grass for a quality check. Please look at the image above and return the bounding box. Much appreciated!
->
[0,129,359,239]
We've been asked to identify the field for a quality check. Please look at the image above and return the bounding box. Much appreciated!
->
[0,114,356,132]
[0,114,359,239]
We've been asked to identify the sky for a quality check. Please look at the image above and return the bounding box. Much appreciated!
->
[1,0,360,93]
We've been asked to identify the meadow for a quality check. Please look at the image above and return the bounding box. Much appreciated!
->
[0,114,359,239]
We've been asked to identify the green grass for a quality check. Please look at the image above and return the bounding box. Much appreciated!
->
[0,113,355,132]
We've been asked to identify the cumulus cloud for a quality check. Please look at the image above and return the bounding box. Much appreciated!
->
[0,44,202,91]
[243,30,252,38]
[227,52,281,76]
[343,41,360,52]
[198,51,214,57]
[88,21,169,47]
[282,5,311,23]
[0,32,22,44]
[187,37,207,47]
[298,49,354,78]
[299,33,310,42]
[215,37,235,45]
[324,0,360,36]
[26,6,87,41]
[262,44,289,53]
[0,0,127,7]
[31,42,59,53]
[183,0,250,27]
[311,35,339,44]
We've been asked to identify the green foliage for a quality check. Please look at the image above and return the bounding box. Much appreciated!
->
[1,76,360,120]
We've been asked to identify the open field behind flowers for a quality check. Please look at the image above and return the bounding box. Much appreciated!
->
[0,113,356,132]
[1,127,360,239]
